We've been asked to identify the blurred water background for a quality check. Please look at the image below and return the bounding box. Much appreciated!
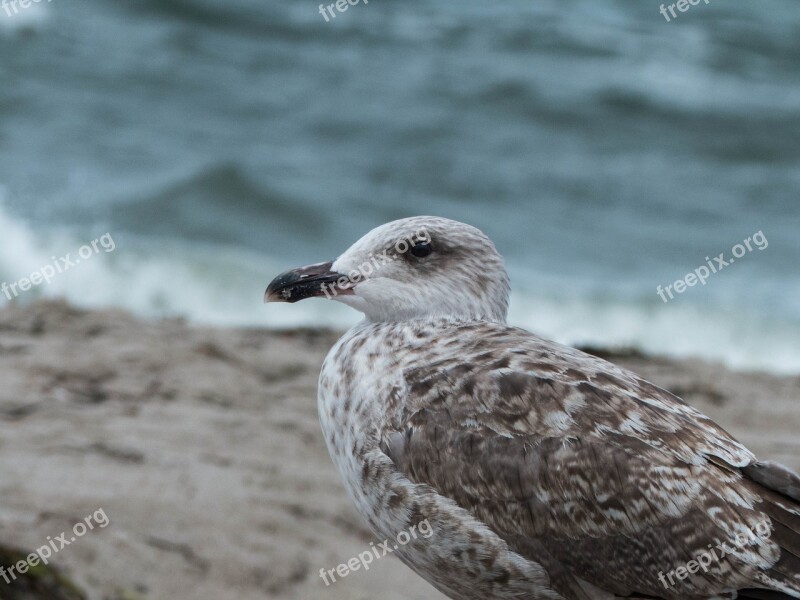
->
[1,0,798,372]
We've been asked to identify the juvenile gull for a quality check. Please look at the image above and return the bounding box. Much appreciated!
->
[265,216,800,600]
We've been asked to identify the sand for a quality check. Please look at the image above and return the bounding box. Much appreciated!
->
[0,300,797,600]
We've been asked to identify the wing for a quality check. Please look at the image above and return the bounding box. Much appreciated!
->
[379,323,792,599]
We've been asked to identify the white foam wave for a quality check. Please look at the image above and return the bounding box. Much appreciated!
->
[509,294,800,375]
[0,201,797,374]
[0,198,358,328]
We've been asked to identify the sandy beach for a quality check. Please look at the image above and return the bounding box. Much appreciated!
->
[0,299,797,600]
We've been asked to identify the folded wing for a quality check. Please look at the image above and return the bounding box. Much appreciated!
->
[379,324,799,599]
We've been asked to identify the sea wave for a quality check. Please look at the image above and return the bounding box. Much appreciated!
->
[0,197,353,327]
[1,201,798,373]
[509,295,800,375]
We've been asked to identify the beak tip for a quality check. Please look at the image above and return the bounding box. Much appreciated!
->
[264,260,340,306]
[264,288,287,304]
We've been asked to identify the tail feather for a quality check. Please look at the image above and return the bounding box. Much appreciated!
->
[741,461,800,599]
[744,462,800,503]
[771,521,800,563]
[621,592,797,600]
[738,590,800,600]
[763,500,800,538]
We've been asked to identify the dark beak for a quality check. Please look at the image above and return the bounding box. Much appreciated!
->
[264,260,348,303]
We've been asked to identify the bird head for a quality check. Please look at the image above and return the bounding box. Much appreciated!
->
[265,216,510,323]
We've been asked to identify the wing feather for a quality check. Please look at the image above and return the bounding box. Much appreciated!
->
[379,323,792,598]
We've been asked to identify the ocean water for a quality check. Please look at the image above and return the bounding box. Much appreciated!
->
[0,0,798,372]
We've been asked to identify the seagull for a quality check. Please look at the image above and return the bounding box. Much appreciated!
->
[265,216,800,600]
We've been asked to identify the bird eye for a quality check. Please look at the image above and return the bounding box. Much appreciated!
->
[409,242,433,258]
